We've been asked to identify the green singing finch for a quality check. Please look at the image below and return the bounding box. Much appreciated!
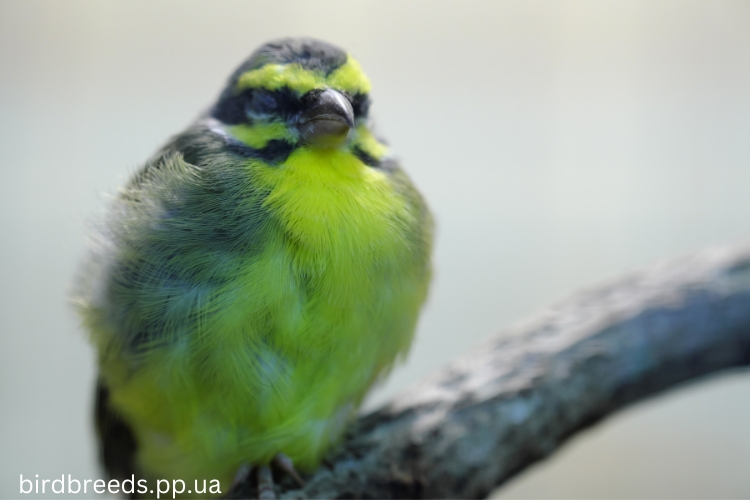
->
[74,38,433,498]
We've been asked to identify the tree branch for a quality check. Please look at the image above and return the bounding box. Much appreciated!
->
[230,243,750,499]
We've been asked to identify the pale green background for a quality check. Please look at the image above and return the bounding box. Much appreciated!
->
[1,1,749,498]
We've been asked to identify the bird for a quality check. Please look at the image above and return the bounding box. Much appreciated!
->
[73,38,433,499]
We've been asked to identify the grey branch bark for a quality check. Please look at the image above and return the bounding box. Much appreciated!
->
[230,243,750,499]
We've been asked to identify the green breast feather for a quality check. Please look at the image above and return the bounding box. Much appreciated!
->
[75,38,432,497]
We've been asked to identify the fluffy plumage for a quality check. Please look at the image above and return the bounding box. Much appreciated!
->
[75,38,432,497]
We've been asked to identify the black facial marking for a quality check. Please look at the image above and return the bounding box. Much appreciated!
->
[254,87,302,121]
[212,92,250,125]
[223,137,295,165]
[213,87,303,126]
[352,146,381,168]
[351,149,397,172]
[249,91,279,115]
[350,93,371,119]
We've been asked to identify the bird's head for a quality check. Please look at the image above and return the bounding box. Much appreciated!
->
[211,38,384,164]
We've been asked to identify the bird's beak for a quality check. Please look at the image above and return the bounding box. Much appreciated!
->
[298,88,355,148]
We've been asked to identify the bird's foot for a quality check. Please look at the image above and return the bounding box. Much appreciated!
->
[227,454,304,499]
[272,453,304,487]
[227,463,252,497]
[257,465,275,500]
[258,453,305,499]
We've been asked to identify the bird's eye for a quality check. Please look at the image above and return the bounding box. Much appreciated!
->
[248,91,278,115]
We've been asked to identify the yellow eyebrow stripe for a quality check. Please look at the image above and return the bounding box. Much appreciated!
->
[236,63,322,94]
[327,57,371,95]
[235,55,371,95]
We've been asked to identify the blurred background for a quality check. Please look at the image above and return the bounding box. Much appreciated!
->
[1,0,749,498]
